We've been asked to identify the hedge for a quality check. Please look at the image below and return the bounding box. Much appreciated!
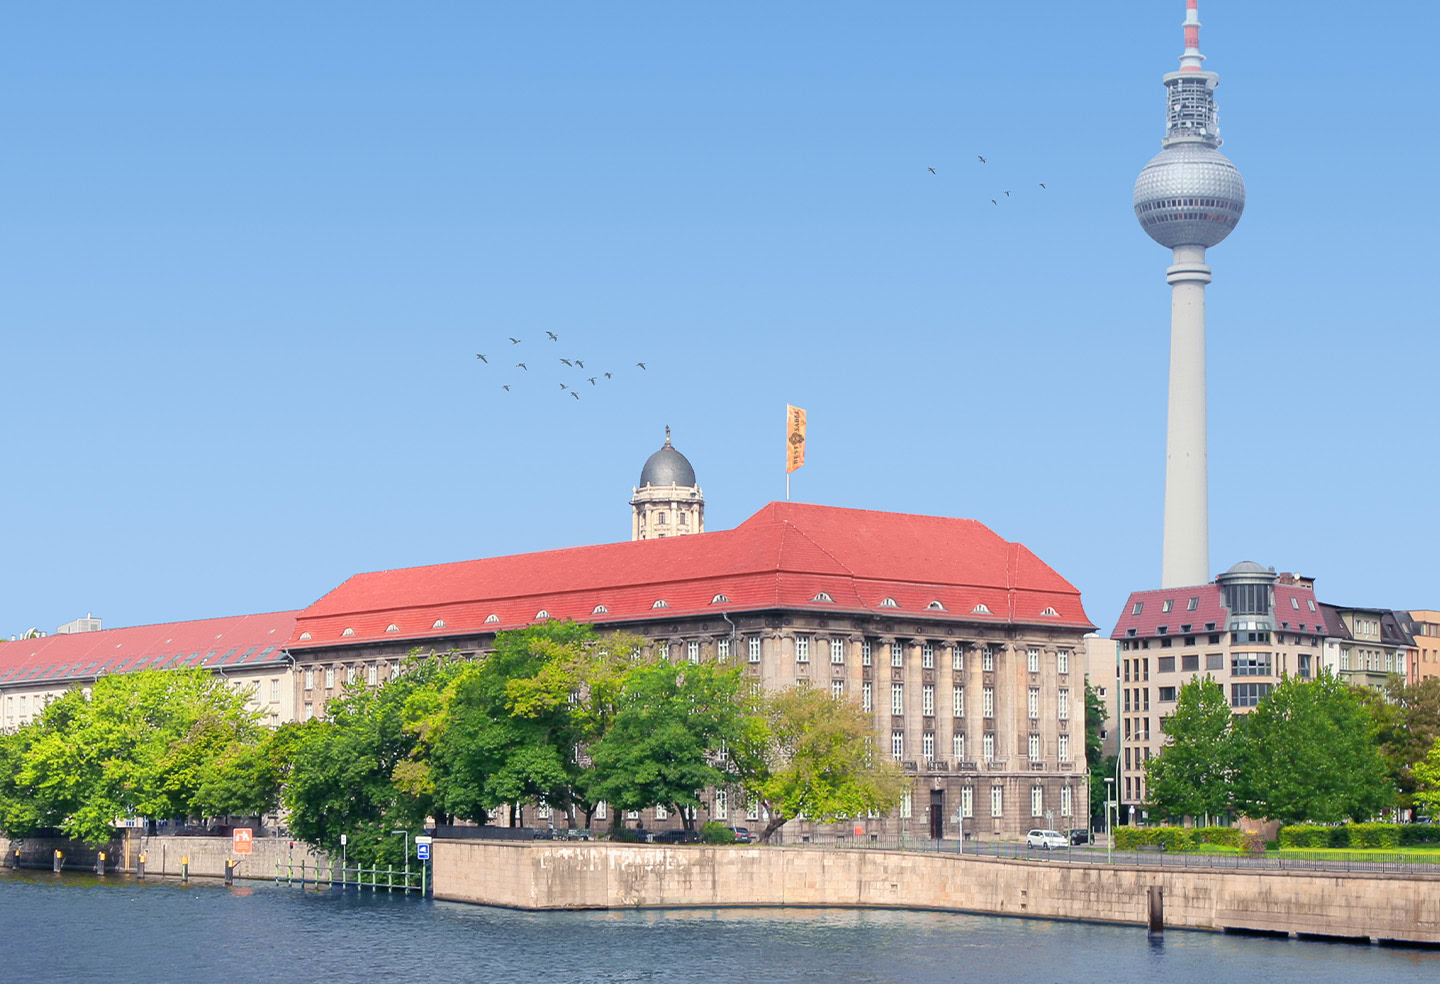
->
[1114,826,1248,851]
[700,821,737,845]
[1278,823,1440,849]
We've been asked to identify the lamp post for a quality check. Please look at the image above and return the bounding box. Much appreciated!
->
[1104,778,1115,864]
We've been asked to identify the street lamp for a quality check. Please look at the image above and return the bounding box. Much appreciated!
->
[1104,778,1115,864]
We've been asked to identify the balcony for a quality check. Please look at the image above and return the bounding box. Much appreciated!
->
[1028,761,1047,771]
[955,761,979,772]
[985,760,1008,771]
[1059,762,1076,772]
[903,761,918,772]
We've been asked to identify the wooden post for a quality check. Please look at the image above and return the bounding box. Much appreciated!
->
[224,859,235,886]
[1148,885,1164,934]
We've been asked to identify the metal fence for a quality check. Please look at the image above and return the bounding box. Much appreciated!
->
[274,858,428,895]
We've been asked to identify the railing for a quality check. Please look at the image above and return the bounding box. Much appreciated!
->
[985,761,1008,770]
[274,859,427,895]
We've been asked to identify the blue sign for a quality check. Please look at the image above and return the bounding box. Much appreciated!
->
[416,843,430,861]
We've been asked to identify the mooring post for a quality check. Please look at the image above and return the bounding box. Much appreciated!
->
[181,856,189,884]
[11,848,19,869]
[137,853,146,880]
[224,859,235,886]
[52,850,62,874]
[1148,885,1164,934]
[95,851,106,876]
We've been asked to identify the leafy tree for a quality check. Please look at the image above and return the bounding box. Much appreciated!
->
[735,685,904,843]
[1143,677,1235,822]
[1413,737,1440,819]
[1085,683,1113,828]
[0,690,88,838]
[1362,677,1440,809]
[1233,672,1391,825]
[191,723,302,820]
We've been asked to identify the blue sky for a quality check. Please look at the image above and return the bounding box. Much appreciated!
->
[3,1,1435,638]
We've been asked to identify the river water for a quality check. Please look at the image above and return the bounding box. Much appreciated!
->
[1,870,1436,983]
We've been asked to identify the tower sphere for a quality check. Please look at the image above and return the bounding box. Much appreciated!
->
[1133,143,1245,249]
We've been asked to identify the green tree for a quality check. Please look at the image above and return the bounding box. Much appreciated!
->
[1413,737,1440,819]
[1362,677,1440,809]
[0,689,88,838]
[191,723,302,820]
[735,685,904,843]
[1233,671,1391,825]
[1085,683,1113,829]
[1143,677,1235,821]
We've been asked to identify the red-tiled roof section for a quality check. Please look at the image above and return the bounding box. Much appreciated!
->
[0,611,299,687]
[1110,583,1326,639]
[290,501,1091,648]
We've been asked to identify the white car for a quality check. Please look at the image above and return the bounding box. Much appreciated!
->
[1026,829,1067,850]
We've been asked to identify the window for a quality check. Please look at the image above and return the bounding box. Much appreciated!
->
[1206,652,1223,670]
[962,786,974,818]
[891,684,904,716]
[714,790,728,820]
[592,605,609,615]
[346,665,356,682]
[656,512,667,525]
[1187,597,1199,611]
[298,632,312,641]
[304,669,314,691]
[1162,600,1173,613]
[953,732,966,761]
[1291,596,1301,610]
[922,643,934,669]
[485,614,500,624]
[1031,785,1044,817]
[983,732,995,762]
[982,647,995,672]
[1058,688,1069,720]
[1181,654,1199,672]
[862,640,872,666]
[655,641,669,661]
[269,679,280,703]
[368,664,378,685]
[812,592,833,603]
[922,684,934,716]
[687,641,700,663]
[1231,682,1272,708]
[1027,648,1039,673]
[900,789,913,818]
[928,600,945,611]
[748,637,762,663]
[922,732,935,763]
[654,805,668,821]
[1057,650,1069,675]
[626,810,640,820]
[1028,733,1041,762]
[747,798,760,821]
[983,687,994,718]
[710,594,728,605]
[1058,734,1070,762]
[651,600,668,610]
[433,619,446,628]
[952,646,964,671]
[385,624,399,634]
[303,702,314,721]
[972,604,992,615]
[1132,602,1144,616]
[717,638,731,663]
[862,681,873,713]
[991,785,1004,818]
[880,597,899,609]
[595,801,608,821]
[831,638,845,664]
[1231,652,1272,676]
[1028,687,1039,719]
[953,686,965,717]
[832,679,845,699]
[1061,785,1073,817]
[324,668,335,690]
[891,731,904,760]
[891,643,904,668]
[1157,656,1175,673]
[1159,686,1177,702]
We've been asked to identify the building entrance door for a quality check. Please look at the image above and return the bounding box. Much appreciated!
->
[929,789,944,840]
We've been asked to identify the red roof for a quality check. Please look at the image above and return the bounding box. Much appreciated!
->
[289,501,1092,648]
[0,611,299,688]
[1109,583,1325,639]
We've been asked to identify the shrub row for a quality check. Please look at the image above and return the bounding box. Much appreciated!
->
[1279,823,1440,849]
[1114,826,1247,851]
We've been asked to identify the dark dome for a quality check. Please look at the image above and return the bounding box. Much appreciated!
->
[639,432,697,488]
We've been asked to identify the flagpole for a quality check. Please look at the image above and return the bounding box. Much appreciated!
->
[786,472,790,502]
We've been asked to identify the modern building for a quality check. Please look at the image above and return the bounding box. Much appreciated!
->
[288,496,1096,841]
[630,427,704,541]
[0,611,299,731]
[1082,633,1119,759]
[1399,611,1440,684]
[1133,0,1246,589]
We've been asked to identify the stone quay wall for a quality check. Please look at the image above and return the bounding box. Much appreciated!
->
[1,833,329,883]
[433,840,1440,945]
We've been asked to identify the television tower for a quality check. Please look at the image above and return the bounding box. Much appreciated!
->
[1134,0,1245,589]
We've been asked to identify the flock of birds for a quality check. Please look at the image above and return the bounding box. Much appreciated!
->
[930,155,1047,206]
[475,331,647,399]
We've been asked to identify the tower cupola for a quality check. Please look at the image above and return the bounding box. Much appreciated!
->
[631,427,704,541]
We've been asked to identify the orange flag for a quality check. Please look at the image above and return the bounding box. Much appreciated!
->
[786,405,807,473]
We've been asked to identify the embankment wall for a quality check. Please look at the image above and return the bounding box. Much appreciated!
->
[0,834,328,882]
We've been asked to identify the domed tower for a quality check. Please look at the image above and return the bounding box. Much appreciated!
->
[1134,0,1246,589]
[631,427,704,541]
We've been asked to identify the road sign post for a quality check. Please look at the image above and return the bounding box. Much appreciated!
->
[232,828,253,856]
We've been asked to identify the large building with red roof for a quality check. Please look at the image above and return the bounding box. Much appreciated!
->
[287,499,1095,840]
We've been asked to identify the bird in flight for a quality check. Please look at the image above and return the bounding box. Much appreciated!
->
[571,391,580,400]
[560,358,573,367]
[991,199,997,205]
[1004,191,1011,197]
[574,359,584,368]
[502,385,511,392]
[509,337,521,344]
[516,362,527,370]
[977,156,987,164]
[560,383,568,390]
[546,331,558,341]
[604,372,613,379]
[927,167,936,175]
[475,353,487,363]
[1039,183,1047,190]
[636,362,647,370]
[587,376,597,386]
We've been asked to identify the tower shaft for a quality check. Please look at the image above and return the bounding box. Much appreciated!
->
[1162,245,1212,588]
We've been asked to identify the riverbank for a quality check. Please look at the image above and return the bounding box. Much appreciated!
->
[0,833,329,882]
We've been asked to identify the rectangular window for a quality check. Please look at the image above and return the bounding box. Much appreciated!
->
[922,643,935,669]
[891,731,904,761]
[983,647,995,672]
[952,646,964,671]
[654,805,668,821]
[922,731,935,763]
[1057,650,1069,675]
[1181,654,1199,672]
[962,786,974,818]
[1027,648,1040,673]
[953,732,965,761]
[831,639,845,664]
[862,681,873,713]
[656,641,669,661]
[626,809,640,820]
[983,687,994,718]
[831,679,845,700]
[304,669,314,691]
[1028,687,1039,719]
[717,638,731,663]
[991,785,1004,818]
[1187,597,1199,611]
[1157,656,1175,673]
[269,679,280,703]
[1058,688,1070,720]
[1230,682,1273,708]
[796,636,810,663]
[891,643,904,668]
[367,663,379,685]
[891,684,904,716]
[324,668,335,690]
[983,732,995,762]
[922,684,935,717]
[900,789,913,819]
[1231,652,1272,676]
[688,641,700,663]
[748,637,762,663]
[747,798,759,821]
[1132,601,1144,616]
[1031,785,1043,817]
[1058,734,1070,762]
[714,790,728,820]
[862,640,872,666]
[596,801,607,821]
[1061,785,1073,817]
[303,702,314,721]
[537,801,552,820]
[1206,652,1223,670]
[1029,733,1041,762]
[953,686,964,718]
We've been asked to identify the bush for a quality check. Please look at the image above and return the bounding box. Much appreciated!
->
[1191,826,1245,848]
[1114,826,1195,851]
[1278,825,1333,848]
[700,822,736,845]
[1278,823,1440,849]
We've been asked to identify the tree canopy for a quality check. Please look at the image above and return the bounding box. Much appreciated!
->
[1144,677,1235,821]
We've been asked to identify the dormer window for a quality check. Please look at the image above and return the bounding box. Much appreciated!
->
[972,604,992,615]
[1040,607,1059,617]
[1157,625,1168,635]
[812,592,834,603]
[342,628,356,637]
[385,624,400,633]
[485,614,500,624]
[298,632,312,641]
[535,610,550,620]
[927,601,945,611]
[432,619,446,629]
[710,594,729,604]
[652,600,669,609]
[880,598,899,608]
[592,605,609,615]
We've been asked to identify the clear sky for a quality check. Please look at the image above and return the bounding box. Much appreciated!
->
[3,1,1436,638]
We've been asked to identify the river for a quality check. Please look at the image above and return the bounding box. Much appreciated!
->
[1,870,1436,983]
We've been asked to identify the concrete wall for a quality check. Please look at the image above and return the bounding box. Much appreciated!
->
[1,833,329,882]
[434,841,1440,945]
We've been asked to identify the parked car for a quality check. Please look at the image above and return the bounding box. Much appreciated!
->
[1068,828,1090,845]
[650,828,701,844]
[1026,829,1068,850]
[728,826,753,843]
